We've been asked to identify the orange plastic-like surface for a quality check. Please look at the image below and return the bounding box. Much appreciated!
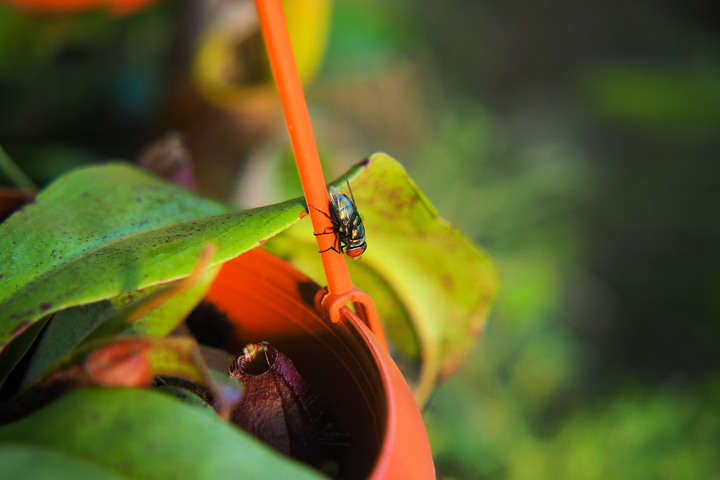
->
[254,0,349,292]
[204,249,435,480]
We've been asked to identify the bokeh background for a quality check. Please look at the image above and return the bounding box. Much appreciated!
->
[1,0,719,478]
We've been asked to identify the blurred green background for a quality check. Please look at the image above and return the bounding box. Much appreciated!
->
[1,0,719,478]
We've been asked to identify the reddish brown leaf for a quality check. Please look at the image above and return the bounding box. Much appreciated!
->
[84,340,153,387]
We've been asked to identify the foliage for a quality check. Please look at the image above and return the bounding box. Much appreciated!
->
[1,0,718,478]
[0,388,323,479]
[316,2,720,478]
[0,163,304,351]
[0,152,491,475]
[266,153,497,404]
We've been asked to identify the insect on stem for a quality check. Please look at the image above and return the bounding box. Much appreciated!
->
[255,0,384,344]
[309,179,367,259]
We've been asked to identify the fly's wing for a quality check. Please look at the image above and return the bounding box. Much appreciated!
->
[345,177,358,206]
[328,186,344,216]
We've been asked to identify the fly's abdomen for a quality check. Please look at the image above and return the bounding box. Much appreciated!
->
[349,216,365,243]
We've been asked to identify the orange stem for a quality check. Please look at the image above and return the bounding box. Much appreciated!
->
[255,0,350,294]
[254,0,387,349]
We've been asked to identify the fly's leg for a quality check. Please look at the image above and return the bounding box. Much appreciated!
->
[314,230,343,254]
[308,203,332,220]
[308,203,342,254]
[318,244,343,254]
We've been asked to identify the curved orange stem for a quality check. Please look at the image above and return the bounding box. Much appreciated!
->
[254,0,387,349]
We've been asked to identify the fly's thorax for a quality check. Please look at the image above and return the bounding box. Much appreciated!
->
[331,193,356,223]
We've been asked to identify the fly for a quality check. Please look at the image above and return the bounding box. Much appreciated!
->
[309,178,367,258]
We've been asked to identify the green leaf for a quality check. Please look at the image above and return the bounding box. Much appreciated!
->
[145,336,214,383]
[0,317,49,390]
[0,444,128,480]
[267,153,498,404]
[127,266,220,337]
[19,268,218,390]
[0,163,307,352]
[0,388,324,479]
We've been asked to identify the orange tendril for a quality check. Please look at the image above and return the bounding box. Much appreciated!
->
[254,0,386,349]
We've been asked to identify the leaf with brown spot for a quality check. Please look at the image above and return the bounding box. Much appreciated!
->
[266,153,499,405]
[17,265,218,391]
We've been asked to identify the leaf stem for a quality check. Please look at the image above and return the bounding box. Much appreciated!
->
[0,144,35,189]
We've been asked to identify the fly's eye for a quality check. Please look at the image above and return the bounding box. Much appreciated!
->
[346,244,366,258]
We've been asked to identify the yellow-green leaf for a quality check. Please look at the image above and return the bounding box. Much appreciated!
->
[267,153,498,404]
